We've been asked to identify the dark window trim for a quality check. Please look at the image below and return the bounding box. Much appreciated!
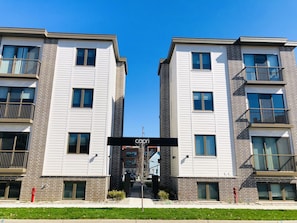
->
[193,91,214,111]
[257,182,296,201]
[72,88,93,108]
[0,181,21,200]
[195,135,216,156]
[192,52,211,70]
[76,48,96,66]
[63,181,86,200]
[67,133,90,154]
[197,182,219,201]
[0,132,30,151]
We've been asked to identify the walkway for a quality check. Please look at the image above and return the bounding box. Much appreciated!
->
[1,181,297,222]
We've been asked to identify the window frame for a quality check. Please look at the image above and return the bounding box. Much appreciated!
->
[195,135,216,156]
[67,133,90,154]
[193,92,214,111]
[192,52,211,70]
[72,88,93,108]
[63,181,86,200]
[257,183,296,201]
[197,182,219,201]
[0,132,29,151]
[0,181,21,200]
[76,48,96,66]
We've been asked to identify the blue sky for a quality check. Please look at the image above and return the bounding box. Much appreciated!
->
[1,0,297,137]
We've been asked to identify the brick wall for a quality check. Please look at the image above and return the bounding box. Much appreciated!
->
[110,62,126,190]
[159,62,172,188]
[226,44,258,203]
[20,38,58,201]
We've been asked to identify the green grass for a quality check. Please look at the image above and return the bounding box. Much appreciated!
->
[0,208,297,220]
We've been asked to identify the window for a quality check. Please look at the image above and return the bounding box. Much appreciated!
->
[195,135,216,156]
[193,92,213,111]
[247,93,287,124]
[192,52,211,70]
[63,181,86,200]
[198,182,219,200]
[72,89,93,108]
[0,87,35,119]
[126,151,137,157]
[0,181,21,199]
[252,137,292,171]
[1,45,39,74]
[0,132,29,168]
[0,132,29,150]
[243,54,281,81]
[124,159,137,168]
[76,48,96,66]
[68,133,90,154]
[257,183,296,201]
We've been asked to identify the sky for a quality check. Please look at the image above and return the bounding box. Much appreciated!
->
[1,0,297,137]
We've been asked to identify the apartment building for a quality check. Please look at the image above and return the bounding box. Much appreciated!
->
[159,37,297,202]
[0,28,127,201]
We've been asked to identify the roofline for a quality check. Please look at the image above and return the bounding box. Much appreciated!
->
[158,36,297,75]
[0,27,128,74]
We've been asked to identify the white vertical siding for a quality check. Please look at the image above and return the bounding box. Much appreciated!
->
[170,44,235,178]
[42,40,116,176]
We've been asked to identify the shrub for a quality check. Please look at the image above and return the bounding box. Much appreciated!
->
[107,190,125,200]
[158,190,169,200]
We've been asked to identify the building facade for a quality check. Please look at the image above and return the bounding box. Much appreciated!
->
[0,28,127,201]
[159,37,297,202]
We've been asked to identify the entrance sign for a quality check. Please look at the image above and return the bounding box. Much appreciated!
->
[107,137,178,146]
[135,138,150,145]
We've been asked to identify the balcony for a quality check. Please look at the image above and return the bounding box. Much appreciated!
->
[247,108,291,128]
[252,154,297,177]
[0,150,29,174]
[0,102,35,123]
[0,58,41,79]
[243,66,285,85]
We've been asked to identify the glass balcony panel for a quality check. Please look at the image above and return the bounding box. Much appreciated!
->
[0,58,40,77]
[248,108,288,124]
[245,66,283,81]
[253,154,296,172]
[0,103,34,120]
[0,151,28,168]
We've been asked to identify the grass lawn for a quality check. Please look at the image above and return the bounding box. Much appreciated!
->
[0,208,296,220]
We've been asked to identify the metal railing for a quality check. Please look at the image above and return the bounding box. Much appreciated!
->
[0,102,35,120]
[252,154,296,172]
[244,66,283,81]
[0,150,29,168]
[247,108,289,124]
[0,58,41,77]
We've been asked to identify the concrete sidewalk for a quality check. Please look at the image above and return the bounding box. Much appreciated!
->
[1,182,297,222]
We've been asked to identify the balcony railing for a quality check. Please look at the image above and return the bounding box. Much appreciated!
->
[0,150,29,169]
[252,154,296,172]
[0,58,41,78]
[247,108,289,124]
[244,66,283,82]
[0,102,35,121]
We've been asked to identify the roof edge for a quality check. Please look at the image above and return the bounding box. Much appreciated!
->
[0,27,127,72]
[160,36,297,71]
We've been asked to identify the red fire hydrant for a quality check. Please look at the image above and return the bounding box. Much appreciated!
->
[31,187,36,202]
[233,187,238,204]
